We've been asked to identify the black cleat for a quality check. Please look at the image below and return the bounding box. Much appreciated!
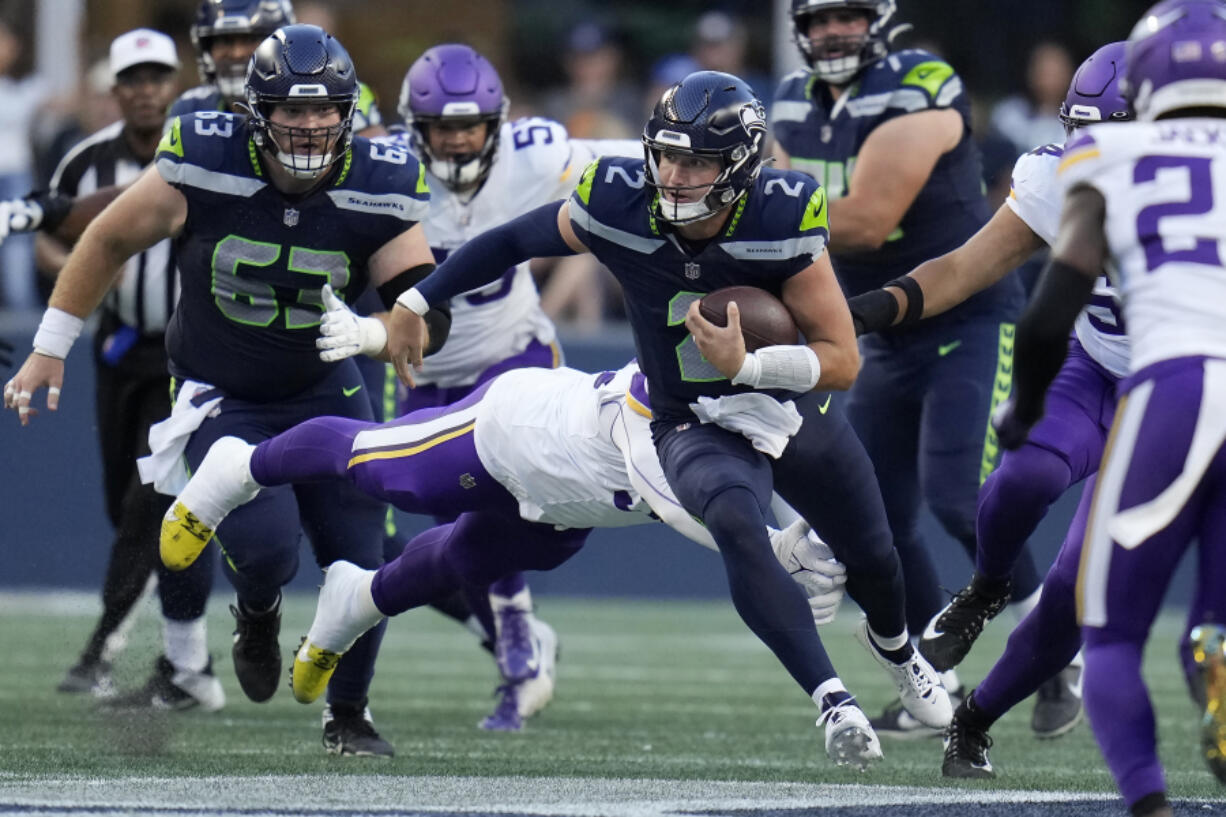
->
[231,595,282,703]
[942,704,996,779]
[322,702,395,757]
[920,574,1011,671]
[58,658,115,698]
[1032,664,1083,739]
[101,655,225,712]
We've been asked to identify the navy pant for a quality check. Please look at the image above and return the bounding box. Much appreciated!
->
[653,390,904,696]
[183,359,388,706]
[847,314,1041,634]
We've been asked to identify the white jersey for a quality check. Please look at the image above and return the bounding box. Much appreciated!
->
[1060,120,1226,372]
[378,119,639,387]
[1007,144,1129,377]
[472,364,705,541]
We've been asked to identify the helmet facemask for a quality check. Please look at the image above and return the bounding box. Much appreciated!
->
[408,108,504,191]
[644,132,763,226]
[251,99,356,180]
[791,0,904,85]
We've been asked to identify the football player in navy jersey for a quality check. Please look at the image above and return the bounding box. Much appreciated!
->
[773,0,1040,736]
[380,70,953,767]
[5,25,446,757]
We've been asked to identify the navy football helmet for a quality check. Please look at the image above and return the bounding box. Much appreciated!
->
[790,0,908,84]
[191,0,295,101]
[642,71,766,225]
[245,25,358,180]
[398,44,508,191]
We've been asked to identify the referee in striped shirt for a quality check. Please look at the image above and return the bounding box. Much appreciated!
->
[44,29,182,697]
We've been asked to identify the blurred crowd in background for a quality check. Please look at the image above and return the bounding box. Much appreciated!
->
[0,0,1157,330]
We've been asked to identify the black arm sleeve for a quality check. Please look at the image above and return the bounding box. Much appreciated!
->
[1010,258,1096,421]
[415,201,575,306]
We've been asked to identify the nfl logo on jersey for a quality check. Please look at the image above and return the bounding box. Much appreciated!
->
[684,261,701,280]
[283,208,299,227]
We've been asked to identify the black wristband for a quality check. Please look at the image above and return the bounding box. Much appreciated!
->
[28,190,73,234]
[885,275,924,327]
[846,289,898,336]
[376,263,435,310]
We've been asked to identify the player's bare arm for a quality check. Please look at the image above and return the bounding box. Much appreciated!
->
[859,204,1045,332]
[4,166,186,425]
[366,222,436,371]
[781,252,860,390]
[827,108,962,253]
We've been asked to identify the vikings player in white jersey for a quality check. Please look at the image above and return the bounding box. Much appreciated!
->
[371,44,639,728]
[151,357,851,731]
[844,42,1131,758]
[992,3,1226,814]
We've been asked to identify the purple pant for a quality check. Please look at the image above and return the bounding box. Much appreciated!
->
[1079,356,1226,808]
[976,338,1117,580]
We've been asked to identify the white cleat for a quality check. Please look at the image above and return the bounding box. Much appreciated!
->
[819,702,883,770]
[161,436,261,571]
[516,618,559,719]
[291,561,385,704]
[856,617,952,729]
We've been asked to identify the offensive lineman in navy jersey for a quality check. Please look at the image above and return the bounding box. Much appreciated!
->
[6,26,448,757]
[382,71,952,767]
[773,0,1040,735]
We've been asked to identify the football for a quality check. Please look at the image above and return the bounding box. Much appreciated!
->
[698,286,800,351]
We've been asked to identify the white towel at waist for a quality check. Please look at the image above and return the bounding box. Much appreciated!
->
[137,380,224,495]
[689,392,803,459]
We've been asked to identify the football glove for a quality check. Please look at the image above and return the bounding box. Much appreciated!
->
[769,517,847,626]
[991,396,1040,451]
[316,283,388,362]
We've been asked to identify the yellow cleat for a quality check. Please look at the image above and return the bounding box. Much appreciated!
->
[292,637,344,704]
[1192,623,1226,784]
[160,501,215,571]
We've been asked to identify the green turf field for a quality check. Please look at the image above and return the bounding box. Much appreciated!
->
[1,590,1223,815]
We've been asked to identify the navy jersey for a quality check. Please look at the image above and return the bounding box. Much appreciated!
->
[568,156,829,421]
[156,112,428,401]
[773,50,1017,311]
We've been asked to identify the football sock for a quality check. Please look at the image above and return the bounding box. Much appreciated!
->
[164,615,209,674]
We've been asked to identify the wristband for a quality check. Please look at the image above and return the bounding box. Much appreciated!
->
[395,287,430,317]
[377,263,435,310]
[846,288,899,335]
[884,275,925,327]
[32,307,85,359]
[732,345,821,391]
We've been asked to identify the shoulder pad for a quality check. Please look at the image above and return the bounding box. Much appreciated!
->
[874,50,962,108]
[502,117,572,175]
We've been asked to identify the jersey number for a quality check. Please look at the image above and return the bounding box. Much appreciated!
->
[668,291,725,383]
[513,124,554,150]
[193,111,234,138]
[212,235,350,328]
[1134,155,1221,272]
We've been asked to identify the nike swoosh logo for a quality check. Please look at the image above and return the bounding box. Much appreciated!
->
[342,385,363,397]
[817,394,832,415]
[938,340,962,357]
[921,615,945,642]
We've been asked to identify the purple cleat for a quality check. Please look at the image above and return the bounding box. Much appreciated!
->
[479,684,524,732]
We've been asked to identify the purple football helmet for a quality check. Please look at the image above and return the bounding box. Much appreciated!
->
[1059,42,1131,135]
[1124,0,1226,121]
[398,44,508,191]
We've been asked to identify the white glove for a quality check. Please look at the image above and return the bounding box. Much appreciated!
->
[0,198,45,245]
[768,517,848,626]
[316,283,388,362]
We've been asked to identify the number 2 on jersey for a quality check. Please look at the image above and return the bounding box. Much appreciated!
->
[1135,155,1222,272]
